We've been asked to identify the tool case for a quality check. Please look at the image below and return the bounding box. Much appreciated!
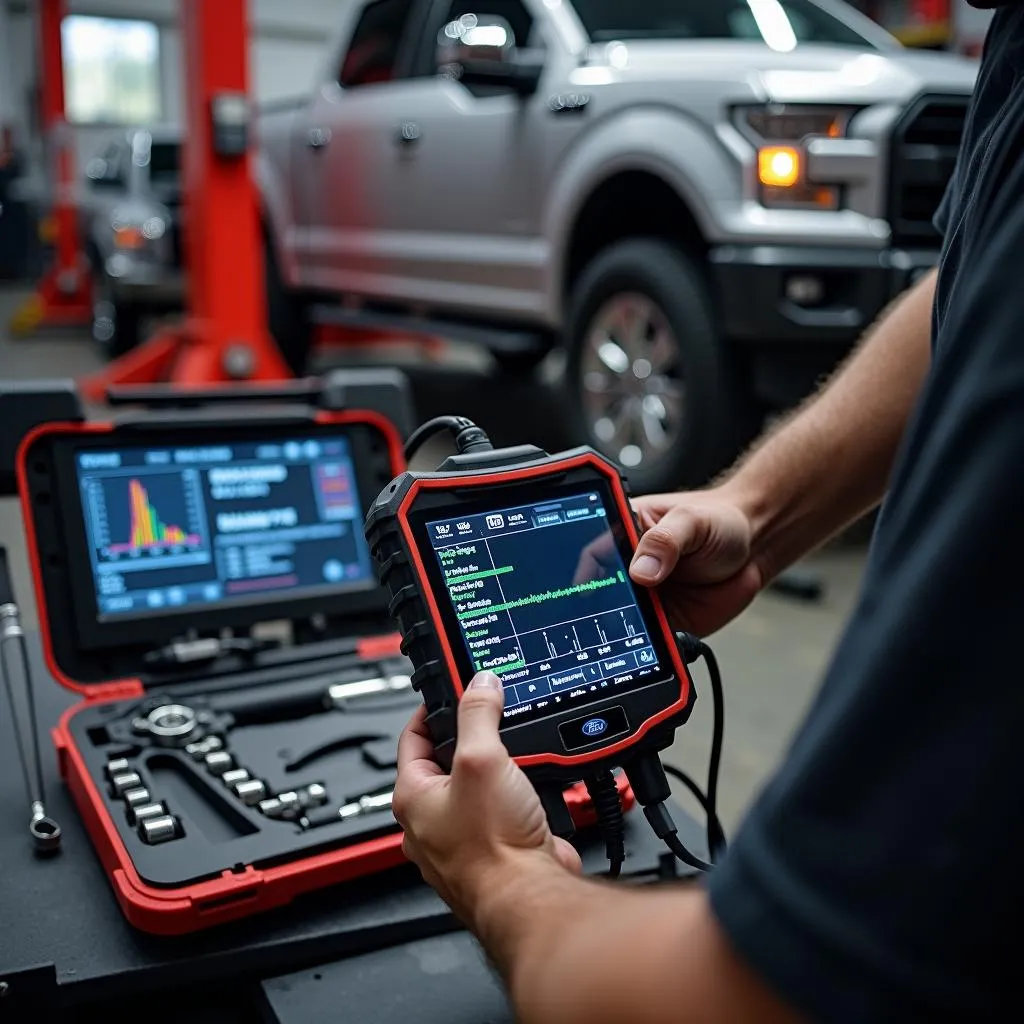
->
[9,373,631,936]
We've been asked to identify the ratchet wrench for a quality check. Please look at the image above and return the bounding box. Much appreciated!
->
[0,547,61,854]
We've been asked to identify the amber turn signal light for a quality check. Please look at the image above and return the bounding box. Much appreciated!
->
[758,146,801,188]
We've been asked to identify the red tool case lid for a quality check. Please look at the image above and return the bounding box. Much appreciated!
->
[12,374,411,697]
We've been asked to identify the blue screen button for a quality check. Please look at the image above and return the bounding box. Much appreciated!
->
[582,717,608,737]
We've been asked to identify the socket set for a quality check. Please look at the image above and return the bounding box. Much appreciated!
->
[187,731,275,809]
[13,379,421,934]
[105,758,183,846]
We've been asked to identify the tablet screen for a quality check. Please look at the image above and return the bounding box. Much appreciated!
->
[75,433,375,621]
[423,488,667,726]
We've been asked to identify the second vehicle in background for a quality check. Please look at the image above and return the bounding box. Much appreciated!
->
[81,126,184,357]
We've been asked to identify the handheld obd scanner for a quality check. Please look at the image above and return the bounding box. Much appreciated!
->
[365,417,724,875]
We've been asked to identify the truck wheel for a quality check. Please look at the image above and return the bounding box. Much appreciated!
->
[92,275,141,358]
[566,239,758,493]
[265,239,313,375]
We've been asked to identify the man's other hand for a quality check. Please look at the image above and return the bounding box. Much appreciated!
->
[393,672,582,927]
[629,490,763,637]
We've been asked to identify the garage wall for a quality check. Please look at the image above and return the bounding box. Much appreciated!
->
[1,0,350,172]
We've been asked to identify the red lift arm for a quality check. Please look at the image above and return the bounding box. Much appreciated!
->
[10,0,92,334]
[80,0,290,400]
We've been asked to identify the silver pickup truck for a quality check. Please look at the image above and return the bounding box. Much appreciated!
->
[258,0,977,492]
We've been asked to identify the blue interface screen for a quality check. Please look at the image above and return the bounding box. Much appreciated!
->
[426,490,663,722]
[75,435,374,620]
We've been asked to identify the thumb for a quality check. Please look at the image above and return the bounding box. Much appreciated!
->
[630,506,705,585]
[454,672,506,768]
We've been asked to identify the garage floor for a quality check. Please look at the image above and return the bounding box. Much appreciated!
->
[0,283,867,833]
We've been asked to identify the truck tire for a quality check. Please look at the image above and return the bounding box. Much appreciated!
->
[491,349,551,376]
[565,239,759,493]
[265,239,313,375]
[92,274,141,358]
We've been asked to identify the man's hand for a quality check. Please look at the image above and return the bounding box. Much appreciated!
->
[628,489,764,637]
[393,672,581,927]
[394,678,798,1024]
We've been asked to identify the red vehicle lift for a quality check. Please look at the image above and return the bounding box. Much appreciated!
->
[79,0,291,400]
[10,0,92,335]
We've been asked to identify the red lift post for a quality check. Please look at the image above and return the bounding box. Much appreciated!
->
[11,0,92,334]
[80,0,290,400]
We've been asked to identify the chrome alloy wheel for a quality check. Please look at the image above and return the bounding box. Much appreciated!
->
[578,293,685,472]
[91,276,118,349]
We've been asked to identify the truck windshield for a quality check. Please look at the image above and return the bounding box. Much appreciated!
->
[574,0,878,49]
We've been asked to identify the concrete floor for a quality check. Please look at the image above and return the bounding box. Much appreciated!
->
[0,283,867,833]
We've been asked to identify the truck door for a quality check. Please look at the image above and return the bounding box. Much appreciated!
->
[290,0,431,294]
[374,0,554,320]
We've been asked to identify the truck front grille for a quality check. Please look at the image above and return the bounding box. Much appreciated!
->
[889,96,969,246]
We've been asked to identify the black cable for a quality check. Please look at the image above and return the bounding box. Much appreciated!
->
[663,765,711,823]
[691,638,727,858]
[585,769,625,879]
[643,802,713,872]
[630,633,727,873]
[675,632,727,861]
[403,415,494,463]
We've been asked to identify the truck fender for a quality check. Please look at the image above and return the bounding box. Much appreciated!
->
[544,106,741,312]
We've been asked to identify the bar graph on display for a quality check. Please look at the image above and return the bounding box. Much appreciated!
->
[84,469,209,568]
[515,604,649,668]
[121,479,200,551]
[544,631,557,658]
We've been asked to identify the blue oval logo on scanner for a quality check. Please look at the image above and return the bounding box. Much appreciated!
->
[581,717,608,738]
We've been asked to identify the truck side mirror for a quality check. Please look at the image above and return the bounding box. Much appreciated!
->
[436,15,542,97]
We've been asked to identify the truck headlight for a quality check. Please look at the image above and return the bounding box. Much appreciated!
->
[740,105,854,142]
[735,104,858,210]
[110,208,167,252]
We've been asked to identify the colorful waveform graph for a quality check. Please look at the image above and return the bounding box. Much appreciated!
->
[107,478,202,554]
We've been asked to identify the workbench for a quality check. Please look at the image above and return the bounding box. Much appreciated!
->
[0,637,705,1023]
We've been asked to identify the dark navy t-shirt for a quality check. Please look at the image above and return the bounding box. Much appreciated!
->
[709,9,1024,1021]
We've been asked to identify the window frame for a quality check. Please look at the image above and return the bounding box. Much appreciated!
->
[61,14,164,127]
[336,0,431,90]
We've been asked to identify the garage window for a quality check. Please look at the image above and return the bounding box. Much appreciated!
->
[62,16,162,125]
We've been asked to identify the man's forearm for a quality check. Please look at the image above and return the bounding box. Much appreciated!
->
[722,268,936,582]
[472,855,797,1024]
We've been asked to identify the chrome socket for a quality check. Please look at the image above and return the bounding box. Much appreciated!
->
[185,735,224,760]
[340,789,394,820]
[123,787,151,809]
[303,782,329,808]
[204,750,234,774]
[105,757,132,780]
[221,768,250,788]
[110,771,142,796]
[138,814,181,845]
[234,779,267,806]
[127,801,167,827]
[258,796,285,818]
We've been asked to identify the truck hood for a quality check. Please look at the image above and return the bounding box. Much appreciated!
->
[582,41,978,104]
